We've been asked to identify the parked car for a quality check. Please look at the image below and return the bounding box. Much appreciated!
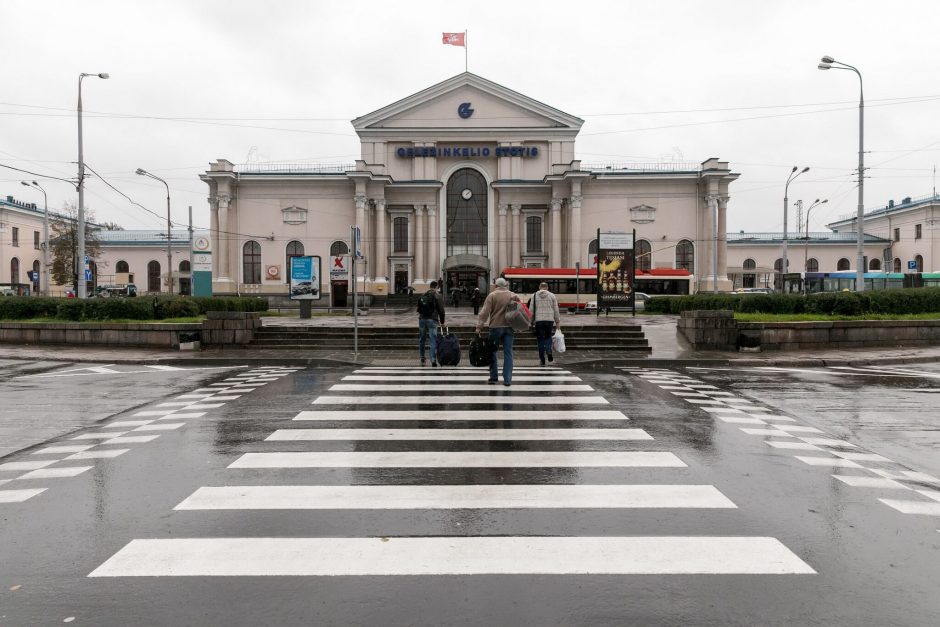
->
[291,281,318,296]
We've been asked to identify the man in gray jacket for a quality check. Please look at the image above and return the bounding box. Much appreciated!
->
[531,281,561,365]
[475,277,515,386]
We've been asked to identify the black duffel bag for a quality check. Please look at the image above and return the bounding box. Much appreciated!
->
[469,334,493,367]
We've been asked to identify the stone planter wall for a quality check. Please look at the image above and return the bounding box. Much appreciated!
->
[199,311,261,346]
[0,322,202,349]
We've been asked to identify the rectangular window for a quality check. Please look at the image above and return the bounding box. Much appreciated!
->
[915,224,922,239]
[34,231,40,250]
[525,216,542,253]
[393,217,408,253]
[12,227,18,247]
[893,227,900,242]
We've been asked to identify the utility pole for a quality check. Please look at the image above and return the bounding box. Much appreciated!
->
[188,206,194,296]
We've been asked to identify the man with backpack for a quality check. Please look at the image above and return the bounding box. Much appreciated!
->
[475,277,527,386]
[417,281,446,367]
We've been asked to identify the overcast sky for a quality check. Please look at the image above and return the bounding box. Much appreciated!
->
[2,0,938,237]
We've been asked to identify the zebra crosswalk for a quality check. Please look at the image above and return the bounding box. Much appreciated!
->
[89,365,815,578]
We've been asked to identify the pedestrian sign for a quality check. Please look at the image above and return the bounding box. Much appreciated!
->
[352,226,363,259]
[84,269,93,281]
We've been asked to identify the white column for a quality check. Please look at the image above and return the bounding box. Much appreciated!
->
[510,204,521,266]
[414,204,425,283]
[217,195,231,280]
[717,196,729,285]
[550,197,562,266]
[208,196,220,278]
[701,195,714,292]
[354,193,367,289]
[428,205,440,284]
[498,203,508,271]
[408,207,417,285]
[569,194,582,267]
[375,199,388,281]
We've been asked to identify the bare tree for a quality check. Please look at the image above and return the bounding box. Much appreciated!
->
[50,203,104,293]
[98,221,124,231]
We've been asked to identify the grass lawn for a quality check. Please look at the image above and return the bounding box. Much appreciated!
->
[735,312,940,322]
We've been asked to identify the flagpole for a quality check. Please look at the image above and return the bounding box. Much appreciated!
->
[465,30,468,72]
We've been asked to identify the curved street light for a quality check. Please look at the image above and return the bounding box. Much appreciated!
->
[77,72,109,298]
[819,55,865,291]
[136,168,174,295]
[20,181,49,295]
[782,166,810,290]
[803,198,829,280]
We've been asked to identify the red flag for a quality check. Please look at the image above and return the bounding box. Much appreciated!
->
[442,32,465,47]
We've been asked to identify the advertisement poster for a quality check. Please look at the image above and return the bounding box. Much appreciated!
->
[596,230,635,310]
[289,255,321,300]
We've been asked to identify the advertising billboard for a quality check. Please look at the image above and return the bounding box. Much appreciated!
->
[289,255,321,300]
[596,230,635,311]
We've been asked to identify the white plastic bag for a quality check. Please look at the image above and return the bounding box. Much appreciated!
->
[552,329,566,354]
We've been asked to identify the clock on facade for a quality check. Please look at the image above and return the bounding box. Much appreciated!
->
[461,189,473,200]
[194,236,210,251]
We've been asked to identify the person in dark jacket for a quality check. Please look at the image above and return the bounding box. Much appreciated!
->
[417,281,446,366]
[470,287,483,315]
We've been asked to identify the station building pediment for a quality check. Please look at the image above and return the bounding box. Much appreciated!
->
[352,72,583,137]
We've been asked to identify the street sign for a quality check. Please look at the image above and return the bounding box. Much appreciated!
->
[352,226,363,259]
[908,260,917,270]
[84,269,93,281]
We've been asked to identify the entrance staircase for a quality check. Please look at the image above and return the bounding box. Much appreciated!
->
[248,323,651,353]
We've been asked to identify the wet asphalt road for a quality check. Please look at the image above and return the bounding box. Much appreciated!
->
[0,359,939,626]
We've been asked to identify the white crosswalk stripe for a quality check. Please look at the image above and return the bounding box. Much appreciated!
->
[89,365,815,581]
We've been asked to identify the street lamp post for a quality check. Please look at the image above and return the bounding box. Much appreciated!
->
[77,72,109,298]
[819,55,865,291]
[20,181,49,296]
[803,198,828,282]
[136,168,174,295]
[783,166,810,291]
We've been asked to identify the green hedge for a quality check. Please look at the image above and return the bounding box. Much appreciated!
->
[0,295,268,321]
[646,288,940,316]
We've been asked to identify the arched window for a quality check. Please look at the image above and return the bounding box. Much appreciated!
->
[774,258,784,273]
[525,215,542,253]
[10,258,19,284]
[869,258,881,271]
[446,168,487,256]
[893,257,902,273]
[243,241,262,284]
[636,240,652,272]
[742,258,756,288]
[915,254,924,272]
[147,260,161,292]
[116,260,129,273]
[285,240,304,277]
[179,260,191,273]
[330,240,349,256]
[675,240,694,274]
[588,238,598,267]
[837,258,850,271]
[806,258,819,272]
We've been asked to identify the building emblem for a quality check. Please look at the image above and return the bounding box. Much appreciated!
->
[457,102,474,119]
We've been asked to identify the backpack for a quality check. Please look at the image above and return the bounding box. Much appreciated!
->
[417,291,436,317]
[436,328,461,366]
[504,301,531,332]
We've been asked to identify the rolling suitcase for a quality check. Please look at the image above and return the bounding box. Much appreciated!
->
[436,327,461,366]
[469,334,493,367]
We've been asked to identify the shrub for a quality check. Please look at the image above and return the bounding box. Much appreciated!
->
[154,297,201,319]
[189,296,268,313]
[645,288,940,316]
[0,296,60,320]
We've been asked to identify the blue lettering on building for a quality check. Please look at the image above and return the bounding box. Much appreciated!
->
[396,145,538,159]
